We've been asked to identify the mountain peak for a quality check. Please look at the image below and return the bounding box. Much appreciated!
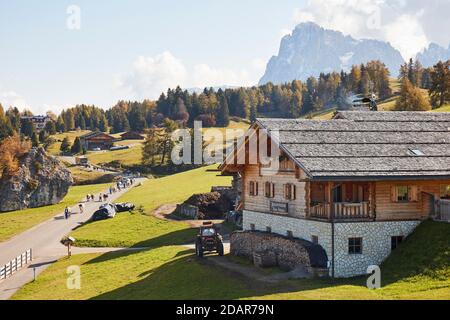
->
[416,43,450,67]
[259,24,404,85]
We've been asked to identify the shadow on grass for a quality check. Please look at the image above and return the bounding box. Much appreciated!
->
[82,248,369,300]
[88,254,353,300]
[83,228,196,264]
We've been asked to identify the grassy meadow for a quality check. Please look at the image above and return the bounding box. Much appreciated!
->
[69,165,231,248]
[0,183,111,243]
[13,221,450,300]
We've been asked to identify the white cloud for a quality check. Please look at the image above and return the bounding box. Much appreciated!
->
[290,0,448,60]
[118,51,188,99]
[0,90,29,110]
[119,51,263,100]
[384,14,429,61]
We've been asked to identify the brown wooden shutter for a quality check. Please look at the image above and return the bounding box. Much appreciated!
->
[391,186,398,203]
[272,183,275,198]
[409,186,418,202]
[293,184,297,200]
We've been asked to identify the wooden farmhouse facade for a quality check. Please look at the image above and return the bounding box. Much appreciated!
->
[79,132,117,151]
[220,111,450,277]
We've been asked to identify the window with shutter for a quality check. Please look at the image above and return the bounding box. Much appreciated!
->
[284,184,297,200]
[249,181,259,196]
[265,182,274,198]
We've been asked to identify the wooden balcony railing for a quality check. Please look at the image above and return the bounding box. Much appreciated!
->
[310,203,330,219]
[334,202,371,220]
[310,202,372,221]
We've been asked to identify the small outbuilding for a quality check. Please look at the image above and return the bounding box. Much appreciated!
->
[79,132,116,150]
[120,132,145,140]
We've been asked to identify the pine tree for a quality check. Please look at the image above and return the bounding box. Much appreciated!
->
[20,119,35,138]
[70,137,83,154]
[216,93,230,127]
[60,136,71,153]
[0,104,15,141]
[45,121,57,135]
[31,132,39,147]
[56,116,65,132]
[429,60,450,108]
[249,105,257,123]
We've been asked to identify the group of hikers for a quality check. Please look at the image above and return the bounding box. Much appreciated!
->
[63,177,135,220]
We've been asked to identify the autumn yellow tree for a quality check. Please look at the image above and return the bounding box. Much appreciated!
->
[0,135,31,178]
[394,78,432,111]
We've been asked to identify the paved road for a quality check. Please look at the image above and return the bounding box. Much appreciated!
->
[0,178,145,300]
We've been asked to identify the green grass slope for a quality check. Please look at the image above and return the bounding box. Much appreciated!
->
[69,165,231,248]
[14,220,450,300]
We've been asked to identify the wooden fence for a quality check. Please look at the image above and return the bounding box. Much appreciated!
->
[0,249,32,282]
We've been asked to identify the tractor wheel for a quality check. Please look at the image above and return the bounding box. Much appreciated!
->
[217,242,224,256]
[196,242,204,258]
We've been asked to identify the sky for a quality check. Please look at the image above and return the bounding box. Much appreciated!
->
[1,0,449,115]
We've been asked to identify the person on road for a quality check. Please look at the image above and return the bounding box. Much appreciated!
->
[99,193,103,202]
[79,203,84,214]
[64,207,70,219]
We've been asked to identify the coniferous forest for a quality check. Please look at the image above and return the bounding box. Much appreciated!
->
[0,59,449,146]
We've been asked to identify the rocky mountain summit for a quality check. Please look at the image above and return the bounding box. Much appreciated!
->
[259,22,404,84]
[416,43,450,67]
[0,147,73,212]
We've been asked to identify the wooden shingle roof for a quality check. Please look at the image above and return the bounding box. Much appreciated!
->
[256,112,450,181]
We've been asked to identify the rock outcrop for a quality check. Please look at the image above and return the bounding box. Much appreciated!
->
[0,147,73,212]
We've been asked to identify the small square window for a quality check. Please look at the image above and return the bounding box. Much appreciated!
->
[311,235,319,244]
[397,186,409,202]
[348,238,363,255]
[266,226,272,233]
[250,224,255,231]
[391,236,404,251]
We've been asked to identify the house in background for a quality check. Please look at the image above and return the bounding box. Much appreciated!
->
[79,131,116,150]
[20,115,51,132]
[220,111,450,277]
[120,131,145,140]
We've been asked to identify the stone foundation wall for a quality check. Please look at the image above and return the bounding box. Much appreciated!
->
[243,210,421,278]
[243,210,332,261]
[333,220,421,277]
[230,231,328,271]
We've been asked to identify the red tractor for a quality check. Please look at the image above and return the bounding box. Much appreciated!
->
[195,222,224,258]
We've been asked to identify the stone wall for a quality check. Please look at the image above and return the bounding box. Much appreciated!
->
[243,210,422,278]
[243,210,332,261]
[230,231,328,271]
[333,220,421,277]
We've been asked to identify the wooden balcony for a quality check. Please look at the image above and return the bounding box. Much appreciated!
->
[310,202,373,221]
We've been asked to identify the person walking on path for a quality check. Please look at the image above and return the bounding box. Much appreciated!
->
[78,203,84,214]
[99,193,103,202]
[64,207,70,220]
